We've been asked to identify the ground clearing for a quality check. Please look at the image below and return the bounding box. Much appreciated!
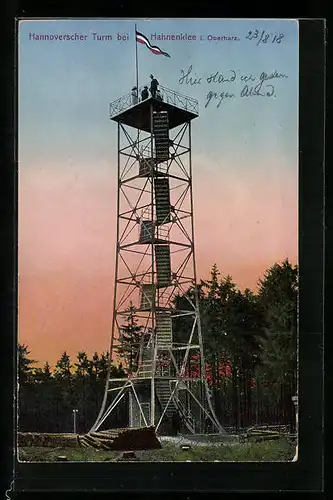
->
[18,437,296,462]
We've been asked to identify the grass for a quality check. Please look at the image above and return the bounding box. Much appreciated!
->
[18,437,296,463]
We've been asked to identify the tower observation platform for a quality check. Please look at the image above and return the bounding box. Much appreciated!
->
[91,83,224,436]
[109,84,199,131]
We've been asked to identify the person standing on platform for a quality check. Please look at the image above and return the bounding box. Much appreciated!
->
[131,86,138,105]
[149,74,159,98]
[156,89,163,101]
[141,86,149,100]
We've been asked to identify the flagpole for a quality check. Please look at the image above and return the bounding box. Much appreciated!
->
[135,24,140,156]
[135,24,139,95]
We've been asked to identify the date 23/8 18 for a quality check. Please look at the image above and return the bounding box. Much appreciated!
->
[246,29,284,46]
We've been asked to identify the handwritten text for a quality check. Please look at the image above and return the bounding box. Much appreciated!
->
[245,29,284,47]
[178,65,288,108]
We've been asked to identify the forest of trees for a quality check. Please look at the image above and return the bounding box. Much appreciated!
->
[18,347,127,433]
[18,259,298,434]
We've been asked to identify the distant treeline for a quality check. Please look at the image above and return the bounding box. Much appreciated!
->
[18,259,297,433]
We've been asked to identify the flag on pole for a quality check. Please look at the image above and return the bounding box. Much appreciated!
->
[136,31,171,58]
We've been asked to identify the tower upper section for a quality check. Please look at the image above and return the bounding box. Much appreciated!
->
[109,84,199,132]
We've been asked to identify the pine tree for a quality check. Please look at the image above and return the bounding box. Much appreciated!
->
[116,302,145,374]
[200,267,266,428]
[54,351,72,379]
[257,259,298,427]
[43,361,52,378]
[74,351,90,377]
[17,343,37,385]
[54,351,74,431]
[17,344,38,431]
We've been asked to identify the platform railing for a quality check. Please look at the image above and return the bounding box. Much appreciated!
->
[109,84,199,119]
[161,86,199,114]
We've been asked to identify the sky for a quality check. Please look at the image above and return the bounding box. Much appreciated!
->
[18,18,299,367]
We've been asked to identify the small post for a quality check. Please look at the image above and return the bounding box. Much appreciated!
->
[292,395,298,430]
[73,408,78,434]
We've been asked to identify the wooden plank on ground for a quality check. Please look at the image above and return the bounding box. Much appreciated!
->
[18,427,162,451]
